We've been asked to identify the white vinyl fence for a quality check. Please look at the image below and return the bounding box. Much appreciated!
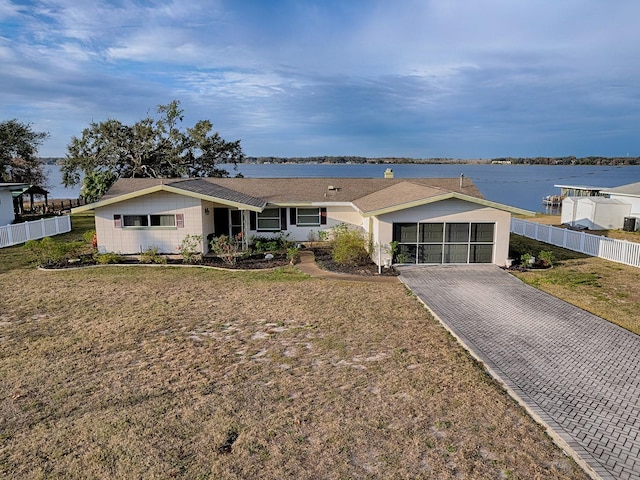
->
[511,218,640,268]
[0,216,72,248]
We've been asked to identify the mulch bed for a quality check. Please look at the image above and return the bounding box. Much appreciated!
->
[203,253,290,269]
[39,253,291,270]
[38,248,398,276]
[311,247,398,276]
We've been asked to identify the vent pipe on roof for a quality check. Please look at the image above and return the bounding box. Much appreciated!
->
[459,173,464,188]
[384,168,394,179]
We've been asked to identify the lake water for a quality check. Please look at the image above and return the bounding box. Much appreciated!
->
[45,163,640,214]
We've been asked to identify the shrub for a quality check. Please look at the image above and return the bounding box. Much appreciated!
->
[520,253,534,266]
[210,233,242,266]
[178,234,203,264]
[251,236,279,253]
[93,252,124,264]
[24,237,55,265]
[330,224,370,266]
[24,237,87,266]
[139,246,167,264]
[386,241,410,264]
[250,233,294,253]
[538,250,555,267]
[82,229,97,248]
[287,246,301,265]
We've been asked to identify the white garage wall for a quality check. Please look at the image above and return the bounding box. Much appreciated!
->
[374,198,512,266]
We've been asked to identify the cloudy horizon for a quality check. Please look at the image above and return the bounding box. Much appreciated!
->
[2,0,639,159]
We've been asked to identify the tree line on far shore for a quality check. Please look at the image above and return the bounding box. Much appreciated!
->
[39,154,640,167]
[240,156,639,166]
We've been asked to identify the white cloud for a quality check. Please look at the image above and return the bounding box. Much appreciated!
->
[3,0,640,158]
[0,0,20,18]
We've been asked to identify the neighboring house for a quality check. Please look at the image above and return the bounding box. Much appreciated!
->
[561,197,631,230]
[559,181,640,231]
[602,182,640,230]
[0,183,29,225]
[71,173,532,266]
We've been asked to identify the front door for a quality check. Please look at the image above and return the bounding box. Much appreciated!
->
[214,208,230,237]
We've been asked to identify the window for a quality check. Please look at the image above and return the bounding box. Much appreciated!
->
[231,210,243,236]
[297,207,320,226]
[418,243,442,263]
[392,222,494,264]
[471,223,494,242]
[150,215,175,227]
[445,223,470,243]
[393,223,418,243]
[470,244,493,263]
[123,215,148,227]
[122,214,176,228]
[419,223,443,242]
[469,223,494,263]
[257,208,280,231]
[444,244,468,263]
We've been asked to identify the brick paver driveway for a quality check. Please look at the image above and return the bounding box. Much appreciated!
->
[397,264,640,480]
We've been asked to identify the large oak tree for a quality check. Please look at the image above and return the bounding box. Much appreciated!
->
[0,119,49,185]
[62,100,245,202]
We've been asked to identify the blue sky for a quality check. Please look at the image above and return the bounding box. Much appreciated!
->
[2,0,640,159]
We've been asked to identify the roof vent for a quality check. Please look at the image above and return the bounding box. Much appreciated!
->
[384,168,394,179]
[328,185,337,190]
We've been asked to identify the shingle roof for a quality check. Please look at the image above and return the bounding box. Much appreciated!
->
[100,178,169,199]
[102,177,484,206]
[352,182,451,213]
[74,175,535,216]
[74,175,536,215]
[166,179,266,208]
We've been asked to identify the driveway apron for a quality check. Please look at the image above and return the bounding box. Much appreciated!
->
[397,264,640,480]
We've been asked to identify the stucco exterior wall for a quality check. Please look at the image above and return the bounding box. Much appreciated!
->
[201,200,216,244]
[95,192,204,254]
[0,189,15,226]
[324,204,364,231]
[374,198,512,266]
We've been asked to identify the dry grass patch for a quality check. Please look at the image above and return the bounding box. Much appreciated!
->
[513,257,640,334]
[525,214,562,225]
[0,266,587,479]
[523,213,640,242]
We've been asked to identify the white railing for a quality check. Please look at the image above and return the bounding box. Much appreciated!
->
[511,218,640,268]
[0,216,72,248]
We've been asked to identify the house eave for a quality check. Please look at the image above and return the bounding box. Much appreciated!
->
[360,193,535,217]
[269,201,353,207]
[71,184,265,214]
[601,192,639,200]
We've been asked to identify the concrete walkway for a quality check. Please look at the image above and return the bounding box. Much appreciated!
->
[397,264,640,480]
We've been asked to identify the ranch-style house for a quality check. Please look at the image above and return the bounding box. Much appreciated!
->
[72,171,532,266]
